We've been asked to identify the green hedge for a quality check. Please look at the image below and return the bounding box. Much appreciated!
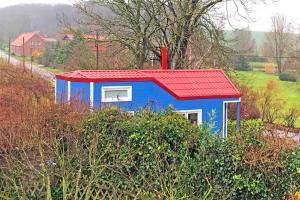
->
[279,73,297,82]
[0,108,299,199]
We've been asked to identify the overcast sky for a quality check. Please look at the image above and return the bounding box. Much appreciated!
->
[225,0,300,31]
[0,0,72,7]
[0,0,299,32]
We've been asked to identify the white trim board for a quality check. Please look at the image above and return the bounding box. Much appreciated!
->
[90,82,94,108]
[222,98,241,137]
[67,81,71,104]
[54,79,57,104]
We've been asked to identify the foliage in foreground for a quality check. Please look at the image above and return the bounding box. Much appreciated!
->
[0,108,299,200]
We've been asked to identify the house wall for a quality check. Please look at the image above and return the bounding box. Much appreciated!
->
[10,46,23,57]
[56,79,68,104]
[70,82,90,105]
[56,79,240,135]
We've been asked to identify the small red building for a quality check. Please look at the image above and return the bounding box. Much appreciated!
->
[10,32,57,57]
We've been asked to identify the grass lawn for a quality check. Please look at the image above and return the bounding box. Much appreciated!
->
[41,66,64,73]
[231,71,300,127]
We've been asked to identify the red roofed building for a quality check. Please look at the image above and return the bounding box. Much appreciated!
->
[62,33,106,54]
[11,32,57,57]
[55,69,242,137]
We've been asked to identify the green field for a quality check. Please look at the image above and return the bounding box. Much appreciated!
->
[232,71,300,127]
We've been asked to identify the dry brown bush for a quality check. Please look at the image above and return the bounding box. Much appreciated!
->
[258,80,286,123]
[0,62,87,152]
[228,83,260,120]
[264,63,276,74]
[243,134,297,173]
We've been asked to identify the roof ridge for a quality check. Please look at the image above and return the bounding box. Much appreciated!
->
[76,71,89,78]
[141,69,223,72]
[137,70,152,78]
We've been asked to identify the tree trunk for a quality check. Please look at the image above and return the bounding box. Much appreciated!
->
[171,37,189,69]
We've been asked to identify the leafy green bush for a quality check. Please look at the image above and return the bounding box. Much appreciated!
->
[0,108,299,199]
[279,73,297,82]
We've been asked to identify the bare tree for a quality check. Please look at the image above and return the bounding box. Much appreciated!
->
[76,0,266,69]
[76,0,157,69]
[263,14,295,73]
[186,29,235,69]
[232,27,256,54]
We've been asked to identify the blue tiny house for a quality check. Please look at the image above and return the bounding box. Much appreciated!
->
[55,69,242,137]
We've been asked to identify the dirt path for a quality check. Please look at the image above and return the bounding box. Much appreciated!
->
[0,50,55,81]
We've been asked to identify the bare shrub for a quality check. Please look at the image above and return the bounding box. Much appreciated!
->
[228,83,260,119]
[257,80,286,123]
[0,62,86,152]
[264,63,276,74]
[283,106,300,128]
[243,134,297,174]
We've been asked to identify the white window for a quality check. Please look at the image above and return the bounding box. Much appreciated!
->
[177,110,202,126]
[127,111,135,115]
[101,86,132,102]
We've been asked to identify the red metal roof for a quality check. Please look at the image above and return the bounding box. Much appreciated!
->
[11,32,39,46]
[42,37,57,43]
[56,70,242,100]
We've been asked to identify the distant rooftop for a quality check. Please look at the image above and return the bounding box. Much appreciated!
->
[11,32,39,46]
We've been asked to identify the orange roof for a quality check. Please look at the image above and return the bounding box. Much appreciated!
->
[11,32,39,47]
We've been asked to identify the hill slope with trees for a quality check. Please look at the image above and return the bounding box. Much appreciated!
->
[0,4,78,46]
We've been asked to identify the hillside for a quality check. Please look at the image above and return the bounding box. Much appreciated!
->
[225,30,266,53]
[0,4,78,46]
[250,31,266,49]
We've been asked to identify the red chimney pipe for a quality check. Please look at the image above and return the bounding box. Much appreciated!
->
[161,47,167,70]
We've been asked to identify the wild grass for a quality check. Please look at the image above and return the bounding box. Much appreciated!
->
[232,71,300,127]
[0,61,86,151]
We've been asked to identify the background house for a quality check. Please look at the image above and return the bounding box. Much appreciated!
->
[62,33,106,54]
[55,69,242,137]
[10,32,57,57]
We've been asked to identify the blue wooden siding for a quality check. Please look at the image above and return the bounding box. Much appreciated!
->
[56,79,240,134]
[56,79,68,104]
[70,82,90,105]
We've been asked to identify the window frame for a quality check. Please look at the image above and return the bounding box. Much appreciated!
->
[101,86,132,102]
[176,109,202,126]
